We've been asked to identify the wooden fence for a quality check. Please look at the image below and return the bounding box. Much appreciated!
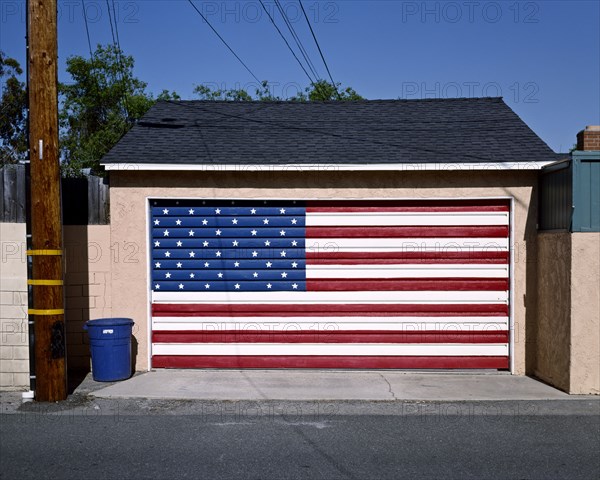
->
[0,164,109,224]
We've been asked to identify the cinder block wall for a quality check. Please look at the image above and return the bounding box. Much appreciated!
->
[63,225,113,372]
[0,223,29,390]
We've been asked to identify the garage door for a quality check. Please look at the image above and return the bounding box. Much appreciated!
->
[150,199,510,369]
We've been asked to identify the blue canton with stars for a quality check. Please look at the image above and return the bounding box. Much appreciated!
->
[150,200,307,292]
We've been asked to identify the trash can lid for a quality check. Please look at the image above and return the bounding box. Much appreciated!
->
[85,318,134,327]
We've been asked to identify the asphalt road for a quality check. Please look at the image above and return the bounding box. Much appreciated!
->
[2,404,599,480]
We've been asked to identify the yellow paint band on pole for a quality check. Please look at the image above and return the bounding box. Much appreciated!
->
[26,249,63,256]
[27,279,64,286]
[28,309,64,316]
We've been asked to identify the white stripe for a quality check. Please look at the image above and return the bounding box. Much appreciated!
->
[306,212,509,226]
[305,238,509,251]
[151,343,509,356]
[152,290,508,304]
[152,318,510,331]
[306,264,509,279]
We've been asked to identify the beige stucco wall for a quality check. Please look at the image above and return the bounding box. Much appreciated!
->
[535,232,571,391]
[536,232,600,394]
[0,223,29,390]
[109,170,540,374]
[63,225,112,372]
[570,233,600,394]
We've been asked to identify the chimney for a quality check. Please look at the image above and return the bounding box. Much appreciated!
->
[576,125,600,151]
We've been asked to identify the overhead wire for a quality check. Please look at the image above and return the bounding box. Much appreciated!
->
[106,0,130,121]
[81,0,93,58]
[258,0,315,86]
[187,0,262,85]
[299,0,339,98]
[273,0,320,81]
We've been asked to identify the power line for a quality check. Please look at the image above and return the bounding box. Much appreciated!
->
[81,0,93,58]
[106,0,130,121]
[299,0,339,98]
[187,0,262,85]
[259,0,315,85]
[273,0,319,81]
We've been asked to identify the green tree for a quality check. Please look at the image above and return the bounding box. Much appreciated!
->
[193,80,362,102]
[59,44,154,176]
[0,52,28,165]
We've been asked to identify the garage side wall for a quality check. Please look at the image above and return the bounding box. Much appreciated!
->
[109,170,539,375]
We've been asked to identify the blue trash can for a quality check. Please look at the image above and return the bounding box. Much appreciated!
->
[84,318,134,382]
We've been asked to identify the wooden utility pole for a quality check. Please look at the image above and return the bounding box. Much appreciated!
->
[27,0,67,401]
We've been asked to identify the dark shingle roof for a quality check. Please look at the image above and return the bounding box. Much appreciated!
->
[101,97,557,165]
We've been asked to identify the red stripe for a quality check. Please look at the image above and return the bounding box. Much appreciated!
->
[152,355,509,369]
[152,330,509,344]
[152,303,509,316]
[307,278,509,291]
[306,226,508,238]
[307,200,510,212]
[307,251,509,264]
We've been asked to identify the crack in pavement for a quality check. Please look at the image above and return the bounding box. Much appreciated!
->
[378,373,398,401]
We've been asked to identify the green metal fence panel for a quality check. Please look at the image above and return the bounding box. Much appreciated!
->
[572,152,600,232]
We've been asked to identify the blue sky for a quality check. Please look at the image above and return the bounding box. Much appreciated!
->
[1,0,599,152]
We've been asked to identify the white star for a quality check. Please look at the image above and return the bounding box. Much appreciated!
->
[266,262,273,268]
[232,218,238,225]
[291,262,298,268]
[234,283,240,290]
[217,272,223,278]
[188,230,195,236]
[291,240,298,247]
[165,251,171,257]
[155,284,160,289]
[205,283,211,289]
[189,251,195,258]
[263,218,269,225]
[163,230,170,237]
[154,219,160,225]
[280,230,286,236]
[178,283,184,290]
[216,251,222,257]
[234,262,240,267]
[266,283,272,289]
[176,219,182,225]
[281,272,288,278]
[189,273,195,279]
[215,208,221,214]
[176,262,182,268]
[202,219,208,225]
[251,229,257,236]
[232,240,239,246]
[215,229,222,236]
[280,208,286,214]
[280,251,287,257]
[176,241,183,247]
[165,272,171,278]
[155,262,161,268]
[252,251,258,257]
[204,262,210,267]
[292,283,298,289]
[253,272,259,278]
[154,241,160,247]
[203,241,209,247]
[188,209,194,215]
[250,208,257,214]
[291,218,297,225]
[264,240,271,246]
[162,209,169,215]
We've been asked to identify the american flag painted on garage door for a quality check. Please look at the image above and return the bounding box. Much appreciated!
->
[150,200,510,369]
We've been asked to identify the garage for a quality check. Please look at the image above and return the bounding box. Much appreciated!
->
[149,198,510,369]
